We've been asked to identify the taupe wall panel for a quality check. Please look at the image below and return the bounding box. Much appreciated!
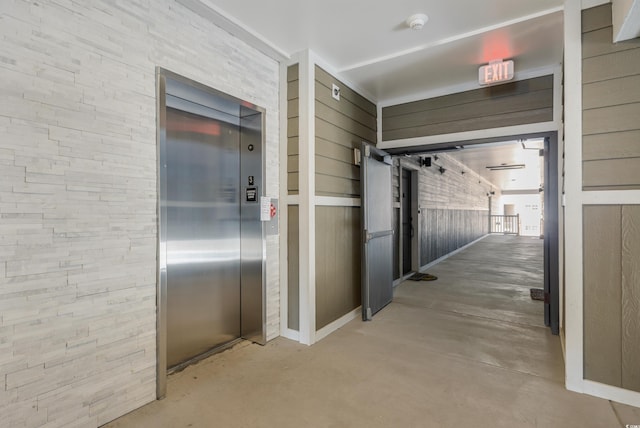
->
[384,76,553,118]
[288,80,299,99]
[315,101,377,144]
[287,155,299,173]
[287,63,299,81]
[582,4,613,32]
[582,49,640,84]
[288,137,299,155]
[383,89,553,131]
[582,26,640,59]
[583,103,640,135]
[316,138,356,164]
[381,75,553,141]
[583,158,640,189]
[316,155,359,181]
[312,66,374,328]
[583,130,640,161]
[583,205,622,387]
[582,74,640,110]
[316,118,369,149]
[288,173,299,195]
[315,206,361,330]
[287,117,299,138]
[314,65,376,199]
[622,205,640,392]
[315,81,377,129]
[315,175,359,197]
[287,64,299,194]
[383,108,553,141]
[315,67,376,116]
[288,206,300,331]
[287,99,299,118]
[582,4,640,191]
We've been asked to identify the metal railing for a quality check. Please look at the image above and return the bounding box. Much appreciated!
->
[490,214,520,235]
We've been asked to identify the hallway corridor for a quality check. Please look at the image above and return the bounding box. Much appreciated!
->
[106,235,638,428]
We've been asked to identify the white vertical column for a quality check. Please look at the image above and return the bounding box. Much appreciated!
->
[298,50,316,345]
[563,0,584,393]
[279,60,290,338]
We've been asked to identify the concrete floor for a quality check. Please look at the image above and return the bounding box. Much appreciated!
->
[105,235,640,428]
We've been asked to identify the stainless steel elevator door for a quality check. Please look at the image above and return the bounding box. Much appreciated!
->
[165,107,241,368]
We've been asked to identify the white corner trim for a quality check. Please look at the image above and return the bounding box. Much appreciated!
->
[298,50,316,346]
[280,328,301,342]
[315,196,361,207]
[315,307,361,343]
[582,380,640,408]
[287,195,300,205]
[379,122,558,149]
[563,0,585,393]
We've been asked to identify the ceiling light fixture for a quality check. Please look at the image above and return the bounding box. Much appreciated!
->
[406,14,429,30]
[486,164,526,171]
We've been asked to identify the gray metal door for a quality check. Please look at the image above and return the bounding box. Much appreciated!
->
[361,143,394,320]
[165,107,241,368]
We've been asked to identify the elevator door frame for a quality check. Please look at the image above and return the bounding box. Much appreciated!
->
[156,68,267,399]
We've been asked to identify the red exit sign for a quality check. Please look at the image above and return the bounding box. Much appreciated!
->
[479,60,514,85]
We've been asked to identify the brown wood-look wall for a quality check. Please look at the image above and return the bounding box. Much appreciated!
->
[389,154,494,269]
[381,76,554,141]
[315,66,376,198]
[582,4,640,190]
[315,206,361,330]
[421,209,488,265]
[287,64,299,194]
[417,154,494,266]
[288,205,300,331]
[583,205,640,392]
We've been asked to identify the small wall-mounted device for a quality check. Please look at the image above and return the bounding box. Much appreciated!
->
[332,84,340,101]
[419,157,431,167]
[353,147,361,166]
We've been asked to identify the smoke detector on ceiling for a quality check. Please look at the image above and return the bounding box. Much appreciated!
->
[406,14,429,30]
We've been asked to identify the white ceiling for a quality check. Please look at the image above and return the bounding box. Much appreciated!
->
[445,140,545,191]
[198,0,564,104]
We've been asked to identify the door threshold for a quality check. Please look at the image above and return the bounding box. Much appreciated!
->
[167,337,244,375]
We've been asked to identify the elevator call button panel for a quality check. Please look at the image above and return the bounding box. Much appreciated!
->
[246,187,257,202]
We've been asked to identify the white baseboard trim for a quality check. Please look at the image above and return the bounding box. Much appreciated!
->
[280,328,300,342]
[315,306,361,343]
[582,380,640,408]
[419,234,490,272]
